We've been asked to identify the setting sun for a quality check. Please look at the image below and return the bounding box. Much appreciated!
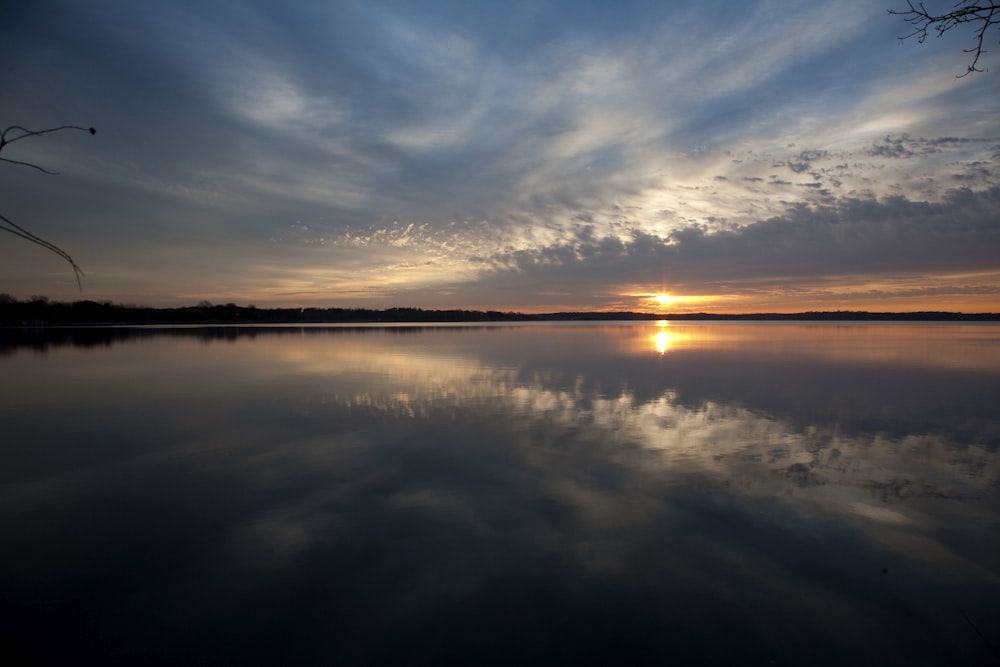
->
[654,294,675,307]
[635,291,710,312]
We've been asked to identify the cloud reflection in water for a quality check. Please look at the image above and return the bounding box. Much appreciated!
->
[1,323,998,665]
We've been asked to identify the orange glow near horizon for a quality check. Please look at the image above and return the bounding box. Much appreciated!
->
[121,273,1000,314]
[610,285,1000,316]
[144,288,999,315]
[627,291,724,314]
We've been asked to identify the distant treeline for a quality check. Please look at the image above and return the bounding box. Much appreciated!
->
[1,295,997,326]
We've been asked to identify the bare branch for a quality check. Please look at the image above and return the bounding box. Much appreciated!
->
[1,124,97,147]
[0,125,97,173]
[889,1,1000,76]
[0,213,85,289]
[0,156,61,175]
[1,123,96,288]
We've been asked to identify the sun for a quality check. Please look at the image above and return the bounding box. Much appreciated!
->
[632,290,713,313]
[654,293,675,307]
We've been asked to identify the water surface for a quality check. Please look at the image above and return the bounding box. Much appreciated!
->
[1,323,998,665]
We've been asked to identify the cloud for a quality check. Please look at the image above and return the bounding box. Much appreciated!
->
[409,184,999,309]
[0,0,997,307]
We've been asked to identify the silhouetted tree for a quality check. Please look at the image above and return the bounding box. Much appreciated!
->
[1,124,96,288]
[890,1,1000,75]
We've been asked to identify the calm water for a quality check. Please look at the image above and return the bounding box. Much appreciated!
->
[1,322,998,665]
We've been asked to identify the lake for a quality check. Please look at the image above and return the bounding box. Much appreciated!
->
[1,322,998,665]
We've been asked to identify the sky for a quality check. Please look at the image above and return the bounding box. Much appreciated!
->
[1,0,998,313]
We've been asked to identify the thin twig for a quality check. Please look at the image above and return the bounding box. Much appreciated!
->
[889,1,999,76]
[0,125,97,173]
[0,124,96,148]
[958,607,1000,663]
[0,213,85,290]
[0,124,95,288]
[0,156,60,174]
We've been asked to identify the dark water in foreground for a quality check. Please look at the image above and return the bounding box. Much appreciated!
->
[1,322,998,666]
